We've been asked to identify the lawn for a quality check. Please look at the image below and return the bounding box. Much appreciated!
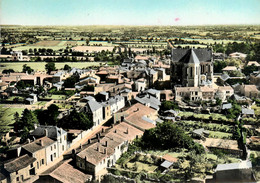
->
[126,161,157,173]
[0,105,25,124]
[178,112,231,122]
[55,103,73,109]
[0,62,102,72]
[252,105,260,116]
[44,95,66,100]
[208,131,233,139]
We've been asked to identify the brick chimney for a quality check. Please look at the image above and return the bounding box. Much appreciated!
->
[39,140,43,146]
[126,127,128,134]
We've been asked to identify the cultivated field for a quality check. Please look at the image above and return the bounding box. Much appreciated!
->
[0,62,102,72]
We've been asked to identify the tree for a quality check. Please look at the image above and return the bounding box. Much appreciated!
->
[63,75,79,88]
[160,101,179,111]
[63,64,71,71]
[243,65,258,76]
[141,121,204,154]
[45,62,56,74]
[58,109,93,130]
[2,69,15,74]
[22,64,34,74]
[35,104,60,126]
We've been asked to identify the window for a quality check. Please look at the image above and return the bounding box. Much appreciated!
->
[51,146,52,151]
[42,159,44,165]
[51,155,53,161]
[16,171,18,175]
[62,145,64,151]
[21,175,24,181]
[37,162,39,169]
[54,144,56,149]
[54,153,56,158]
[16,177,19,182]
[30,163,33,168]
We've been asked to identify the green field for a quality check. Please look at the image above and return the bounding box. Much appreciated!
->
[0,105,25,125]
[0,62,102,72]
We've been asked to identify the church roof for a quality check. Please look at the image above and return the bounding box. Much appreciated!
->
[179,49,200,64]
[172,48,212,63]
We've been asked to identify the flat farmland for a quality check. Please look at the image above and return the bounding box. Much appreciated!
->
[0,62,102,72]
[72,46,115,52]
[12,40,87,51]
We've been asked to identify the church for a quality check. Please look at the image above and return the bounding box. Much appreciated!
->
[170,48,213,87]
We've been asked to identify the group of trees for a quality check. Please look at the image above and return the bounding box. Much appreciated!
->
[140,121,205,154]
[22,64,34,74]
[160,101,179,112]
[63,74,80,88]
[14,109,38,142]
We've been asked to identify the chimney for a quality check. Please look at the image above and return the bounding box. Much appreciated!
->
[39,140,43,146]
[85,156,87,161]
[114,129,117,133]
[121,116,124,122]
[126,128,128,134]
[97,146,99,152]
[102,128,105,133]
[80,143,82,149]
[44,129,48,137]
[105,141,108,147]
[27,138,31,144]
[104,148,107,155]
[88,139,92,144]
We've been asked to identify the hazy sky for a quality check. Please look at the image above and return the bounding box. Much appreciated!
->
[1,0,260,26]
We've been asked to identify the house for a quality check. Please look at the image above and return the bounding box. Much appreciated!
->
[1,154,36,183]
[85,98,103,126]
[247,61,260,67]
[222,66,238,72]
[229,52,247,60]
[25,93,37,104]
[11,51,30,61]
[30,126,68,157]
[0,82,8,91]
[171,48,213,87]
[160,154,178,170]
[145,89,160,100]
[235,84,259,98]
[37,159,92,183]
[241,107,255,118]
[222,103,232,110]
[21,136,56,173]
[75,122,143,179]
[123,103,158,131]
[175,86,214,102]
[213,161,254,182]
[250,72,260,88]
[105,95,125,115]
[134,78,146,92]
[215,86,234,102]
[135,94,161,111]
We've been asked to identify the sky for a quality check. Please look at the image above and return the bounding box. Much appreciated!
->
[1,0,260,26]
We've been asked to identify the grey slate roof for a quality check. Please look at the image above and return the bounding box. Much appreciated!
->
[141,116,156,125]
[4,154,36,173]
[160,160,173,169]
[31,125,67,140]
[242,108,255,115]
[220,73,230,81]
[146,88,160,95]
[87,100,102,112]
[222,103,232,110]
[172,48,212,63]
[135,95,161,110]
[216,161,252,171]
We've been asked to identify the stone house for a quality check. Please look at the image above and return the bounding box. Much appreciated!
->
[30,126,68,158]
[85,98,103,127]
[21,136,56,173]
[1,154,36,183]
[213,161,254,182]
[75,122,143,179]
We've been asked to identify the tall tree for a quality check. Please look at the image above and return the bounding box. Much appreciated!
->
[22,64,34,74]
[45,62,56,74]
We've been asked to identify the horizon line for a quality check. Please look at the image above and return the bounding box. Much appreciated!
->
[1,24,260,27]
